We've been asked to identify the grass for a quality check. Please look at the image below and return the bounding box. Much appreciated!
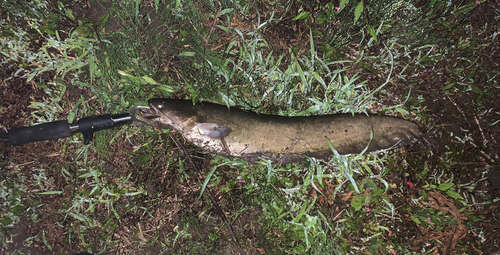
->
[1,0,500,254]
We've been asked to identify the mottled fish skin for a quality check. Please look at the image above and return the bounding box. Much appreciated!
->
[143,98,434,164]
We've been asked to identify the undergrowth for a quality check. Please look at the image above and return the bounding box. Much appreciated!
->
[1,0,499,254]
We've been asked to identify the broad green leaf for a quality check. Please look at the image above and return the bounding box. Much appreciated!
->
[293,245,306,253]
[160,84,176,93]
[178,51,196,57]
[118,70,133,77]
[312,72,326,89]
[79,172,94,178]
[339,0,349,10]
[141,76,158,85]
[293,201,308,223]
[446,190,464,200]
[217,25,231,32]
[354,1,364,23]
[11,205,25,215]
[294,60,308,93]
[296,105,320,116]
[0,217,13,225]
[395,106,408,115]
[368,25,377,42]
[437,183,453,191]
[68,212,89,222]
[470,85,483,94]
[220,8,233,16]
[66,9,75,21]
[411,215,421,224]
[293,11,310,21]
[351,201,362,211]
[444,82,456,90]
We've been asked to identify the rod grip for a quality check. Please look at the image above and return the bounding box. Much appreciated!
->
[6,121,73,146]
[76,114,118,145]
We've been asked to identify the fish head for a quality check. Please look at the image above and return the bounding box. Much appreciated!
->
[146,99,232,139]
[140,98,201,132]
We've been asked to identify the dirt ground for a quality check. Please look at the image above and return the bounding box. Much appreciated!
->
[1,1,500,254]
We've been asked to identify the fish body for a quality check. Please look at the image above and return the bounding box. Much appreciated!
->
[143,98,433,164]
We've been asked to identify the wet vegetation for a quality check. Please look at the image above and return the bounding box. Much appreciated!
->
[1,0,499,254]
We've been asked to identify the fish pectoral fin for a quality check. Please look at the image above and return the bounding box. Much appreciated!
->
[194,123,231,139]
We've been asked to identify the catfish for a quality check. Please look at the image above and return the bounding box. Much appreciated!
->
[140,98,436,164]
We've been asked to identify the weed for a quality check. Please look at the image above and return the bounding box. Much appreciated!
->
[2,0,499,254]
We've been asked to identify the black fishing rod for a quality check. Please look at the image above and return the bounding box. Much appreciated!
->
[0,106,150,146]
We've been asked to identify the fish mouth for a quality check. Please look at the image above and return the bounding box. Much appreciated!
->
[131,105,161,126]
[126,105,159,126]
[139,107,161,119]
[141,111,160,119]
